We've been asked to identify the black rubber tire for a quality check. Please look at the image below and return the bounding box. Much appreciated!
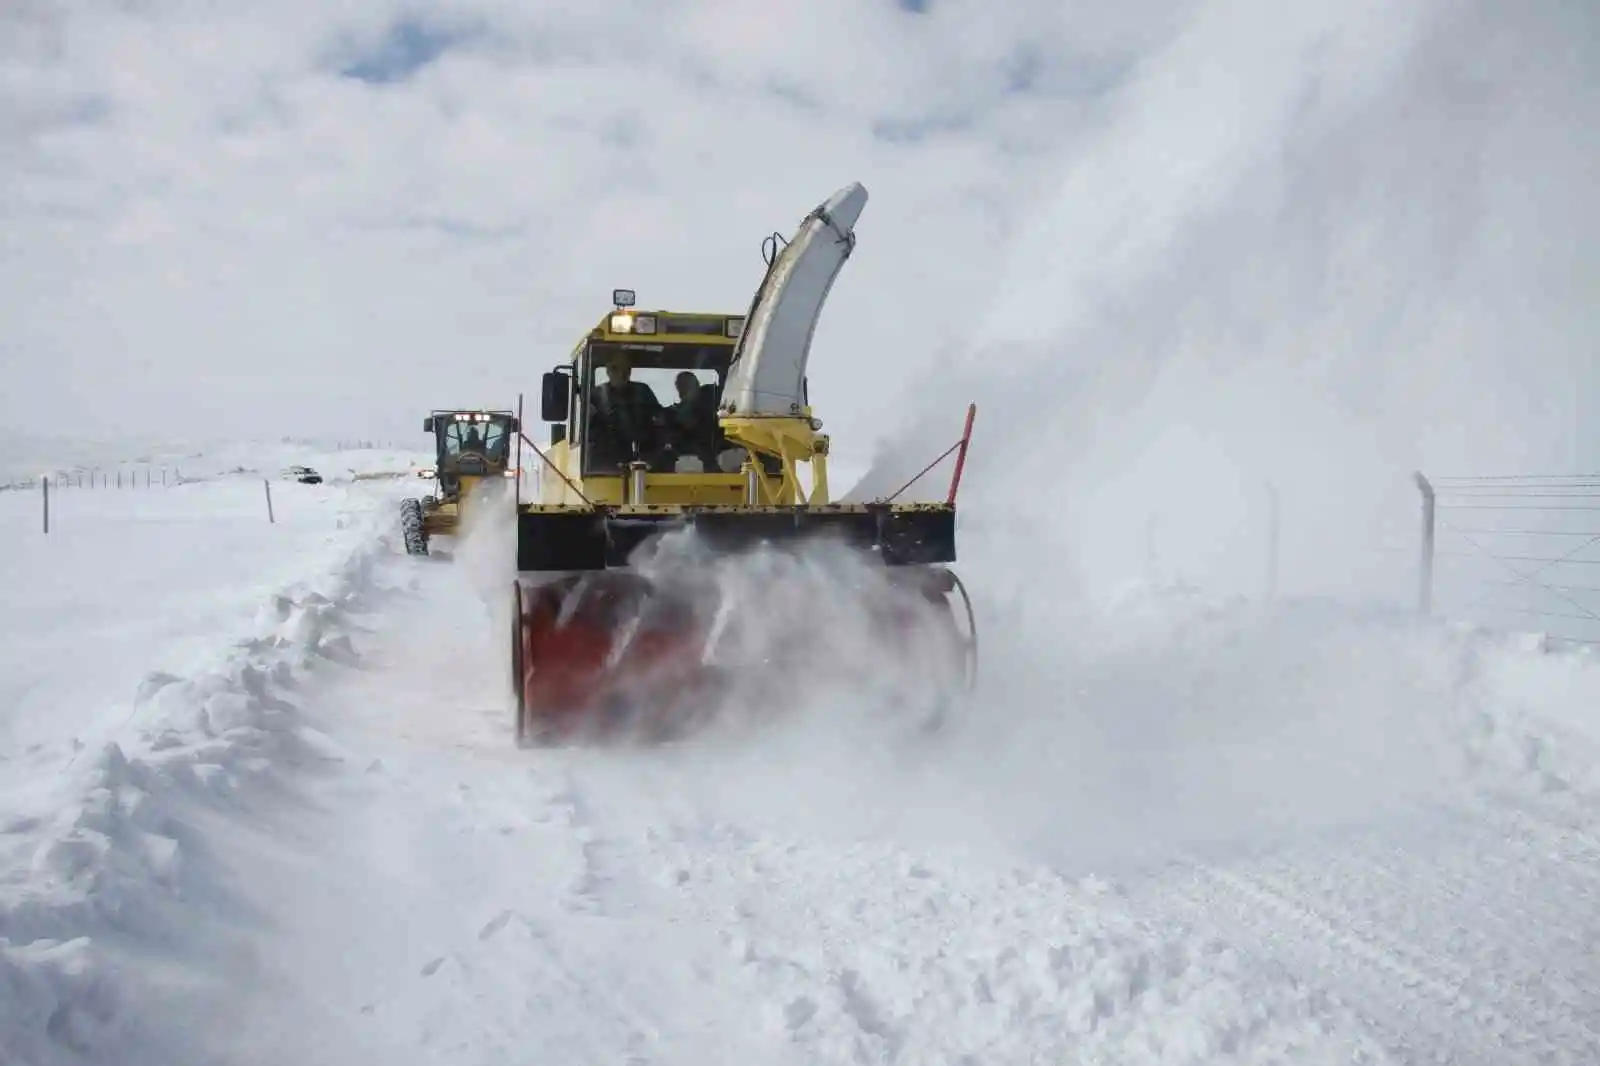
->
[399,498,429,556]
[511,581,529,747]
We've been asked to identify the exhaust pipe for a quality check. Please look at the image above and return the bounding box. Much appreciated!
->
[628,461,648,505]
[744,460,761,505]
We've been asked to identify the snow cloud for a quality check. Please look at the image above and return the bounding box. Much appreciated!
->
[845,0,1600,604]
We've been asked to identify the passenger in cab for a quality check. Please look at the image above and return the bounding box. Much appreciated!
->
[660,371,721,470]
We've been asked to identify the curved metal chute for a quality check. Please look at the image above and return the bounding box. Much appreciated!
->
[720,181,868,418]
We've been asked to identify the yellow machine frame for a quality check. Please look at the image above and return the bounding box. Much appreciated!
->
[523,300,831,512]
[511,290,964,575]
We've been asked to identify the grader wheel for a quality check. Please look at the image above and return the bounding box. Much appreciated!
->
[399,498,429,556]
[511,582,534,747]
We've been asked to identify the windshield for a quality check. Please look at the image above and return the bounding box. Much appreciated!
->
[580,342,731,474]
[607,366,719,408]
[439,416,511,462]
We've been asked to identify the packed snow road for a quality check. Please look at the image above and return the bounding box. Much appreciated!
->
[3,469,1599,1065]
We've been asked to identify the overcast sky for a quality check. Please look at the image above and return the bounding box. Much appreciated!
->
[2,0,1179,448]
[4,0,1596,600]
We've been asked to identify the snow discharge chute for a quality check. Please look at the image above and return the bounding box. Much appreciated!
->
[496,181,978,745]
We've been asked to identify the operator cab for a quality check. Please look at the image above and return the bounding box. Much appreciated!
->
[423,410,517,496]
[539,290,752,477]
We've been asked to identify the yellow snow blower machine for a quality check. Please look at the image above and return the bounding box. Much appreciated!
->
[400,408,518,556]
[509,182,978,744]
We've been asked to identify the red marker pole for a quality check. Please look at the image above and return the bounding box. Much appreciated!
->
[946,403,976,506]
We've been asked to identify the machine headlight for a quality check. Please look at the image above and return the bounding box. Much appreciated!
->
[633,314,656,333]
[726,317,744,338]
[610,313,634,332]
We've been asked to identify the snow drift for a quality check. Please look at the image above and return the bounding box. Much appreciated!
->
[3,446,1599,1063]
[0,467,414,1065]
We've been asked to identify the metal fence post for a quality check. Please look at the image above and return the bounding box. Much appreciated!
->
[264,479,275,524]
[42,476,49,534]
[1413,471,1435,614]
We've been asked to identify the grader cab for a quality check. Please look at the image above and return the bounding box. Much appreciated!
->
[399,408,518,556]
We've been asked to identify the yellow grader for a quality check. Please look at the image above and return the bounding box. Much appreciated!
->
[506,181,979,744]
[400,409,518,556]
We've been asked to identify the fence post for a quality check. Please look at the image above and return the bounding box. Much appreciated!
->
[264,479,275,524]
[42,476,49,534]
[1266,482,1280,601]
[1413,471,1435,614]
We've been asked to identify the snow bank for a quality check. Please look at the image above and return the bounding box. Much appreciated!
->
[0,479,411,1065]
[1450,628,1600,802]
[0,471,397,768]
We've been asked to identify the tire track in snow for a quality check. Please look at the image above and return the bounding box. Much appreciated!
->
[1122,798,1600,1066]
[569,806,1395,1065]
[400,770,797,1066]
[235,730,794,1066]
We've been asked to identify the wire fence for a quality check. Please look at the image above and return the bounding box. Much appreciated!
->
[11,447,1599,653]
[1,442,408,494]
[0,467,189,492]
[1417,472,1600,648]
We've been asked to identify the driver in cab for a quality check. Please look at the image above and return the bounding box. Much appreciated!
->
[589,352,662,464]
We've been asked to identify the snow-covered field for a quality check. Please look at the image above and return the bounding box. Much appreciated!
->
[2,445,1598,1065]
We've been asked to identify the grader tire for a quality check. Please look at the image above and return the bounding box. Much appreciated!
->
[400,498,429,556]
[512,582,529,746]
